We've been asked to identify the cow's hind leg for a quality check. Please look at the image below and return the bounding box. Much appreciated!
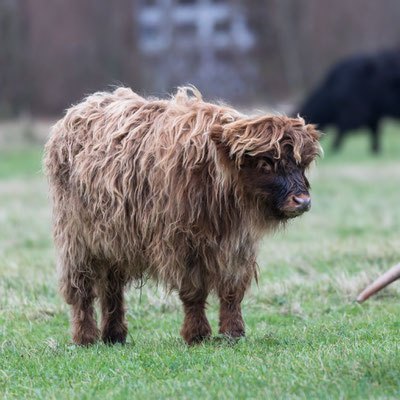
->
[99,268,128,345]
[179,279,211,345]
[60,267,100,346]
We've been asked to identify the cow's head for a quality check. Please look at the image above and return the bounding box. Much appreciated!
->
[211,115,322,219]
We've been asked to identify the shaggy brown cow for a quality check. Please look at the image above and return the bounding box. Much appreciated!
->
[44,87,321,345]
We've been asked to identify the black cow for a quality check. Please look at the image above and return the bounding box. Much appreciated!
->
[299,50,400,153]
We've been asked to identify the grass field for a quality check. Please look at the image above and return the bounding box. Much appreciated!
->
[1,122,400,399]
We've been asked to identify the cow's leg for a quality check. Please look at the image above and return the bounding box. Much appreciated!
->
[179,280,211,345]
[370,121,380,153]
[60,265,100,346]
[333,129,345,152]
[218,274,252,338]
[99,268,128,345]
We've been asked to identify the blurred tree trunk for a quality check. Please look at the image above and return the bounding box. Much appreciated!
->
[0,0,30,117]
[273,0,304,94]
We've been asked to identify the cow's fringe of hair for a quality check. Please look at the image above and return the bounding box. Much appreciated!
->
[44,86,321,299]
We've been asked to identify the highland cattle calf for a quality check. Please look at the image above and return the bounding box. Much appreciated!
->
[44,87,321,345]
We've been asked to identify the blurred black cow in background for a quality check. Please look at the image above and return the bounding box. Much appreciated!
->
[298,50,400,153]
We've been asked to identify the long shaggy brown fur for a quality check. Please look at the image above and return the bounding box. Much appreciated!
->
[44,86,321,345]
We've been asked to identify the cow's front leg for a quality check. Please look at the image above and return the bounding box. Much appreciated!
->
[179,282,211,345]
[218,275,252,338]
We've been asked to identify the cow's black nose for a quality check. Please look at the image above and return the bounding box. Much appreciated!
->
[293,194,311,211]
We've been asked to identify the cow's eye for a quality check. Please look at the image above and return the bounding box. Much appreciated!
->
[257,159,272,171]
[264,163,272,171]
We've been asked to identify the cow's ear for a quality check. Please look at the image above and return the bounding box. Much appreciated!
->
[209,123,235,166]
[209,112,238,147]
[209,124,225,145]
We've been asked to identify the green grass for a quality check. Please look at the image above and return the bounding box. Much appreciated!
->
[0,147,43,179]
[1,122,400,399]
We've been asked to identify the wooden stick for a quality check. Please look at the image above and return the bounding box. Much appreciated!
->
[357,263,400,303]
